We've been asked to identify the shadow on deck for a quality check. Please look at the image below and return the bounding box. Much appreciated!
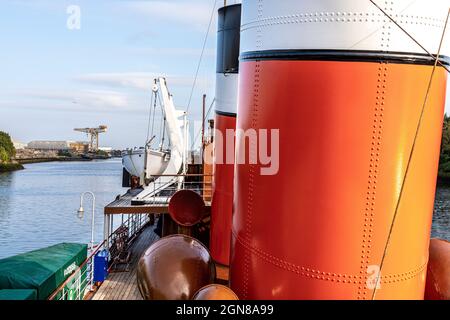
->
[92,225,159,300]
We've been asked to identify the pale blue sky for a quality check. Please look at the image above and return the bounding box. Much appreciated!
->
[0,0,218,148]
[0,0,449,149]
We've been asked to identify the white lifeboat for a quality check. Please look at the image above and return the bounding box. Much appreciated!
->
[122,148,170,180]
[121,77,188,204]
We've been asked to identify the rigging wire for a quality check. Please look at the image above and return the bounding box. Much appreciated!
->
[186,0,218,113]
[370,8,450,301]
[190,98,216,151]
[146,89,159,148]
[349,1,416,50]
[369,0,450,73]
[150,91,158,141]
[157,92,167,150]
[146,90,155,145]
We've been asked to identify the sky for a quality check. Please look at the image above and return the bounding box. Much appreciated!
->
[0,0,449,149]
[0,0,220,149]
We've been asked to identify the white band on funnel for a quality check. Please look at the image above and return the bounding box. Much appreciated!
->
[241,0,450,57]
[215,73,238,116]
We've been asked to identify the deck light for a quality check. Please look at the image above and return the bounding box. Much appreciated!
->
[77,206,84,219]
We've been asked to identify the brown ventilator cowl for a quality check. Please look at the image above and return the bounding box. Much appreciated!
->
[425,238,450,300]
[137,234,215,300]
[193,284,239,300]
[168,190,206,227]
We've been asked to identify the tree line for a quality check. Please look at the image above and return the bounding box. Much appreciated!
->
[439,114,450,181]
[0,131,16,163]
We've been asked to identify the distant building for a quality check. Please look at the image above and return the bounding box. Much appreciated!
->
[69,142,89,154]
[27,141,89,153]
[98,147,112,153]
[12,141,27,150]
[27,141,71,151]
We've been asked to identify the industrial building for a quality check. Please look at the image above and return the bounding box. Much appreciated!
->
[27,141,89,154]
[12,141,27,150]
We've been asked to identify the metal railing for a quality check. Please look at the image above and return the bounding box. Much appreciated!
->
[116,214,150,242]
[48,173,212,300]
[48,215,151,300]
[47,241,105,300]
[138,174,213,205]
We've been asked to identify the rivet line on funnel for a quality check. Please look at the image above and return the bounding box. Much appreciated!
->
[241,12,445,28]
[242,61,261,300]
[370,7,450,301]
[241,0,263,300]
[232,230,427,284]
[358,1,392,300]
[241,13,445,32]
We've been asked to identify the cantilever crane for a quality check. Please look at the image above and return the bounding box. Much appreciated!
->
[74,125,107,152]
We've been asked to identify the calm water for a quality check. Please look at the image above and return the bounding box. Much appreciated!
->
[0,160,448,259]
[432,187,450,241]
[0,159,126,259]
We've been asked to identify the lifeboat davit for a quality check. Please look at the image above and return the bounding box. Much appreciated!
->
[210,2,242,266]
[121,77,187,204]
[230,0,449,299]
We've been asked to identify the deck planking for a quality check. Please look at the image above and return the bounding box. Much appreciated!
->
[92,225,159,300]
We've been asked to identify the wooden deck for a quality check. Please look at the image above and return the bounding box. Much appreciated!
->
[92,225,159,300]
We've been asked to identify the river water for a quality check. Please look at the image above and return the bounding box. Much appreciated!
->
[0,159,126,259]
[0,159,448,259]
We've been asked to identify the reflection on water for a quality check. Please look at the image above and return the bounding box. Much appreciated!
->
[0,159,448,259]
[432,187,450,241]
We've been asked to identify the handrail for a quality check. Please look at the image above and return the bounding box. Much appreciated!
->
[49,215,145,299]
[47,239,106,300]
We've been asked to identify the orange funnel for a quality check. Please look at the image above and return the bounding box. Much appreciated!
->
[229,0,449,300]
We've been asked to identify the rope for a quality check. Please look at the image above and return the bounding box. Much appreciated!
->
[186,0,217,113]
[371,8,450,300]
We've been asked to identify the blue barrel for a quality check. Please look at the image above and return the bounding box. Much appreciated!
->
[93,250,108,282]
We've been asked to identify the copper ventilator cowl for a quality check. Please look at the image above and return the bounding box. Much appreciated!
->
[137,234,215,300]
[193,284,239,300]
[168,190,206,227]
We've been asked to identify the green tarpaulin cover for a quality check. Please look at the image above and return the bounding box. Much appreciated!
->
[0,289,37,300]
[0,243,87,300]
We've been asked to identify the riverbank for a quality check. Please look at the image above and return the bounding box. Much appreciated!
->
[0,162,24,173]
[16,157,92,165]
